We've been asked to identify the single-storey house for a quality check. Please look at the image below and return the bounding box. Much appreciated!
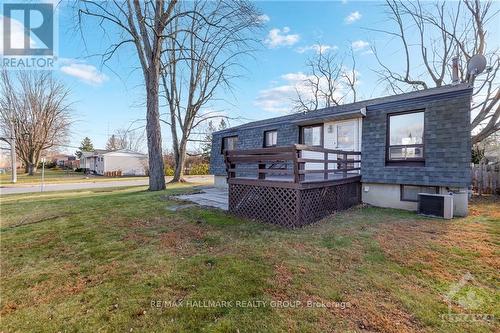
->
[80,149,148,176]
[51,154,79,169]
[210,84,472,225]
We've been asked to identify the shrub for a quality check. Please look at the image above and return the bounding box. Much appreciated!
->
[164,166,174,176]
[189,163,209,175]
[38,161,56,169]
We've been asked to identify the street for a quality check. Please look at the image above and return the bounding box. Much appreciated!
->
[0,175,213,195]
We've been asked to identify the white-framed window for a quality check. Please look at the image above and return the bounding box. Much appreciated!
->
[221,136,238,153]
[264,130,277,147]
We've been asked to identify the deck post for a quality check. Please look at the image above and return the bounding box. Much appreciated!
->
[324,151,328,180]
[297,149,305,182]
[342,152,348,178]
[224,150,236,179]
[258,163,266,180]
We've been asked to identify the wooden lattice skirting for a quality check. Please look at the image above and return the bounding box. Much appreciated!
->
[228,178,361,228]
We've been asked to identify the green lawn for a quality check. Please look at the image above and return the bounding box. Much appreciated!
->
[0,185,498,332]
[0,169,148,186]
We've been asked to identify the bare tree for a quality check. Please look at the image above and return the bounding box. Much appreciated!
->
[77,0,186,190]
[160,0,261,182]
[293,47,358,113]
[0,71,72,175]
[115,127,145,152]
[371,0,499,144]
[105,134,120,151]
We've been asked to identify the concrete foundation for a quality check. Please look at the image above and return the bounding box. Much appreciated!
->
[214,175,228,189]
[362,183,418,210]
[361,183,468,216]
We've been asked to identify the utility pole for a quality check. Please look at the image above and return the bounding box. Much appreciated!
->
[41,157,45,192]
[1,109,18,183]
[10,122,17,183]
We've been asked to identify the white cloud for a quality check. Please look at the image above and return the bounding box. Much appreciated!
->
[351,40,369,51]
[254,72,344,113]
[345,11,362,24]
[0,16,37,53]
[296,44,338,54]
[60,60,108,86]
[254,72,306,113]
[264,27,300,48]
[280,72,310,82]
[256,14,270,24]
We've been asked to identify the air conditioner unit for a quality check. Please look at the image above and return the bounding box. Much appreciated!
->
[417,193,453,219]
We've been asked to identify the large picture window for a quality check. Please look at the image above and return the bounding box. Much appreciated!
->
[301,125,323,147]
[387,111,424,162]
[221,136,238,153]
[264,130,277,147]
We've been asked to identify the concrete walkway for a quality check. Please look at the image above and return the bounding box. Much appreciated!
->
[177,187,228,210]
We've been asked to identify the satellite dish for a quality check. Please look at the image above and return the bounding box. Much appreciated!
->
[467,54,487,76]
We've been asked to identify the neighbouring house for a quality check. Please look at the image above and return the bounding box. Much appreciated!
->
[80,149,148,176]
[51,154,79,169]
[0,148,11,170]
[210,84,473,226]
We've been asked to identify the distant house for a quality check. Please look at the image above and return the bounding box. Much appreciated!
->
[80,149,148,176]
[51,154,79,169]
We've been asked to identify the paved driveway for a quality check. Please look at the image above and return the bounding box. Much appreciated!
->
[0,176,213,195]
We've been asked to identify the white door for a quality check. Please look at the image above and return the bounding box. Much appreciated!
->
[329,120,359,151]
[324,119,361,171]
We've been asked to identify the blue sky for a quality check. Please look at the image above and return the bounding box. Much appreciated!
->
[7,0,486,153]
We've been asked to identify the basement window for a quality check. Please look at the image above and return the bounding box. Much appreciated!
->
[400,185,439,202]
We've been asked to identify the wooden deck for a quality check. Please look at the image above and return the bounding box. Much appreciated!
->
[224,145,362,227]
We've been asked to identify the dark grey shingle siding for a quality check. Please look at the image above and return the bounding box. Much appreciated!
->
[210,86,472,188]
[209,123,299,176]
[361,94,472,187]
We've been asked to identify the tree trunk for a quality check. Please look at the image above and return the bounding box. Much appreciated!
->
[172,138,187,182]
[28,163,37,176]
[145,69,166,191]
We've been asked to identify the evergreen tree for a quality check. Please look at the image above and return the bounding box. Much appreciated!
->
[76,137,94,158]
[201,119,227,161]
[471,145,486,164]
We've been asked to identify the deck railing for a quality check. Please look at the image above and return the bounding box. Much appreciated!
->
[224,144,361,184]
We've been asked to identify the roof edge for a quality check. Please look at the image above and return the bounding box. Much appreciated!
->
[214,83,473,135]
